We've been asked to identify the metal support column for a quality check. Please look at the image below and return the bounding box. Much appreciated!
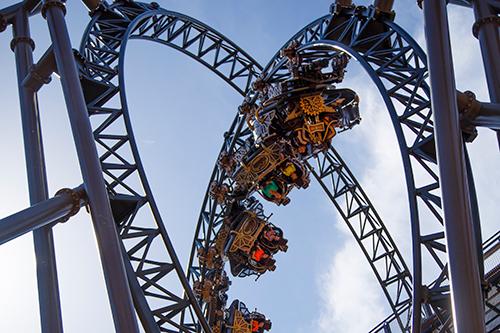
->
[41,1,140,332]
[472,0,500,144]
[11,8,63,333]
[423,1,486,332]
[121,244,160,333]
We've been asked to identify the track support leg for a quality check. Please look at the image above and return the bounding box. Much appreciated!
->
[472,0,500,146]
[423,0,486,331]
[11,8,64,333]
[42,1,139,332]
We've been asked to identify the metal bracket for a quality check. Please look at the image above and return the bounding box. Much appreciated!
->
[10,36,35,51]
[458,90,480,142]
[41,0,66,19]
[54,187,83,223]
[457,90,500,140]
[22,46,57,91]
[472,15,500,38]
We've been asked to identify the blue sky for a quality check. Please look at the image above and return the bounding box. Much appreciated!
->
[0,1,498,332]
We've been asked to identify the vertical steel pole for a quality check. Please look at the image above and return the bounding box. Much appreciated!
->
[464,149,484,281]
[472,0,500,145]
[422,1,486,332]
[41,1,139,332]
[11,9,64,333]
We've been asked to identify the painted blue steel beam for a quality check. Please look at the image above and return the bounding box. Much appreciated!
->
[11,8,64,333]
[42,0,140,332]
[472,0,500,146]
[423,0,485,331]
[0,186,86,246]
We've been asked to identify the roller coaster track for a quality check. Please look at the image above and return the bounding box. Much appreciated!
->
[77,1,481,332]
[185,5,462,333]
[78,1,260,331]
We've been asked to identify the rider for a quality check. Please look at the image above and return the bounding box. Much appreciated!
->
[281,161,308,188]
[281,162,299,182]
[250,317,272,333]
[251,319,264,333]
[260,226,288,253]
[261,179,284,202]
[250,245,275,270]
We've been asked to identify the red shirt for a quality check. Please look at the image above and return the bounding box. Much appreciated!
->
[252,248,265,261]
[251,320,260,332]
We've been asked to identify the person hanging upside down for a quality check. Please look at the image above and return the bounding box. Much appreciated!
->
[250,316,272,333]
[281,162,299,182]
[259,226,288,253]
[261,180,283,201]
[250,245,276,270]
[251,319,264,333]
[251,245,268,262]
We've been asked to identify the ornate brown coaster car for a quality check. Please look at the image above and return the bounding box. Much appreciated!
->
[224,300,271,333]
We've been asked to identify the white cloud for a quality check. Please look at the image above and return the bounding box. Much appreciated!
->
[317,237,386,333]
[314,71,408,332]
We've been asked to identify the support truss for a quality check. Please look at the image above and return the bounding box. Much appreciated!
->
[77,2,491,332]
[78,1,261,331]
[186,6,428,333]
[256,5,463,331]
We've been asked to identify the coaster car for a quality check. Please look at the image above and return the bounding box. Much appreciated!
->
[212,198,265,257]
[241,46,360,157]
[197,245,224,270]
[195,268,231,333]
[291,87,360,156]
[208,291,229,333]
[223,207,288,278]
[257,158,309,205]
[193,268,230,304]
[225,300,272,333]
[228,246,276,278]
[230,140,310,205]
[249,86,360,157]
[225,211,288,256]
[210,182,231,204]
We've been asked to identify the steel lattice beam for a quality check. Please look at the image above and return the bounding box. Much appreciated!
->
[75,2,495,332]
[78,2,262,331]
[185,5,484,332]
[186,7,422,333]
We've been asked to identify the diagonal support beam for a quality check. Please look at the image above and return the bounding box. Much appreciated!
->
[22,45,57,92]
[0,186,86,246]
[42,0,140,331]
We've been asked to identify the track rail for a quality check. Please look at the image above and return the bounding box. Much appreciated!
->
[185,6,441,332]
[78,1,261,331]
[78,2,481,332]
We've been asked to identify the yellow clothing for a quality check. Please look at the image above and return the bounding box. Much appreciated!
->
[282,163,296,177]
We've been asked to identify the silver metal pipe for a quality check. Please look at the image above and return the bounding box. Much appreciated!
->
[423,0,486,331]
[472,0,500,145]
[12,8,63,333]
[475,103,500,129]
[42,1,140,332]
[0,187,86,246]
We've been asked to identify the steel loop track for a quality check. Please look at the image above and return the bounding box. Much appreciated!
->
[77,2,469,332]
[79,1,261,331]
[186,6,457,333]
